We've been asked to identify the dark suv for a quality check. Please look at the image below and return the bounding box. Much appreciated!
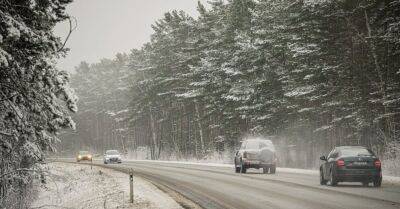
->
[319,146,382,187]
[234,139,277,174]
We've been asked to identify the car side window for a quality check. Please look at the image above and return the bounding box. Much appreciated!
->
[367,149,376,157]
[331,152,339,158]
[327,150,333,159]
[327,149,336,159]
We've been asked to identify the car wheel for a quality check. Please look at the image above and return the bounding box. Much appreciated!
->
[234,163,240,173]
[270,165,276,174]
[104,161,107,164]
[263,167,268,174]
[240,161,247,174]
[330,170,338,186]
[373,177,382,187]
[320,170,327,185]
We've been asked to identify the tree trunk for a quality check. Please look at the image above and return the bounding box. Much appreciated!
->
[149,108,158,160]
[194,101,205,156]
[364,9,389,145]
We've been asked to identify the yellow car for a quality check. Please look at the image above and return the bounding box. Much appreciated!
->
[76,151,92,162]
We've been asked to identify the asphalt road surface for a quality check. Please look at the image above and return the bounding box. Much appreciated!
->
[63,159,400,209]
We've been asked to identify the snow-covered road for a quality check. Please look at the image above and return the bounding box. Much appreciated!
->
[48,159,400,209]
[86,159,400,209]
[31,162,183,209]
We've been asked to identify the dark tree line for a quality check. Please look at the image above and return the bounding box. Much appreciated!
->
[65,0,400,170]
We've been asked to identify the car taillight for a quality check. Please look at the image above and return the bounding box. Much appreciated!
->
[374,160,381,168]
[336,159,345,167]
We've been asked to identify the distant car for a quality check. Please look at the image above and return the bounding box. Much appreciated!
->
[234,139,277,174]
[103,150,122,164]
[76,151,92,162]
[319,146,382,187]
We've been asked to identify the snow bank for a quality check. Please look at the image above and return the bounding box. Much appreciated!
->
[128,159,233,168]
[126,148,234,164]
[31,162,182,209]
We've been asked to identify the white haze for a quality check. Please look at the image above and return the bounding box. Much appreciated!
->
[54,0,209,72]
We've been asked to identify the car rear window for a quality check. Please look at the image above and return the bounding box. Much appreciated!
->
[259,141,275,150]
[245,140,274,150]
[340,148,374,157]
[79,151,89,155]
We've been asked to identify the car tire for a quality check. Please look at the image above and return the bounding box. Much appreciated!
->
[240,161,247,174]
[235,163,240,173]
[263,167,268,174]
[270,165,276,174]
[373,177,382,187]
[320,170,327,185]
[330,170,338,186]
[104,161,107,164]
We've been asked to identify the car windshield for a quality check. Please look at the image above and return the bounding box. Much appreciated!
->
[106,150,119,155]
[340,148,374,156]
[79,151,89,155]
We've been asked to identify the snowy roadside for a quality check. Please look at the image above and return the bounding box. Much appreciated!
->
[126,159,400,185]
[31,162,182,209]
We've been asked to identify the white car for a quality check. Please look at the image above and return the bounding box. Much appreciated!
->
[234,139,277,174]
[103,150,122,164]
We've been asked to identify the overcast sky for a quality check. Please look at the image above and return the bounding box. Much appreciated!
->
[54,0,208,72]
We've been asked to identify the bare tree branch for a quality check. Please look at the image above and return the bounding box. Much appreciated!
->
[57,16,78,53]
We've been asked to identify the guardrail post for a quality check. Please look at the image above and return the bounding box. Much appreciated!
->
[129,169,134,203]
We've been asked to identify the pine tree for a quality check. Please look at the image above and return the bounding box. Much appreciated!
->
[0,0,76,206]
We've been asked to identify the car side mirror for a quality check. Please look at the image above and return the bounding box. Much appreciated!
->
[320,156,327,161]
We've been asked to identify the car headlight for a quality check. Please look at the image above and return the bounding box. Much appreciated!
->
[88,155,92,158]
[78,155,82,159]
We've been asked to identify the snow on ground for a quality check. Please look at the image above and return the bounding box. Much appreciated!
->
[31,162,182,209]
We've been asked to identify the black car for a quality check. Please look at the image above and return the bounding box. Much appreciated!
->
[319,146,382,187]
[234,139,277,174]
